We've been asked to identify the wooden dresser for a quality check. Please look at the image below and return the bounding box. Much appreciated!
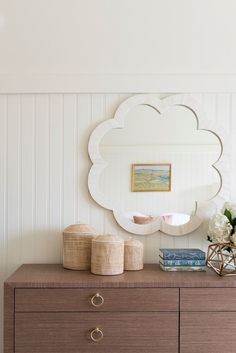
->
[4,264,236,353]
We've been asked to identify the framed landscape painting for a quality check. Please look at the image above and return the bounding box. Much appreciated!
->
[132,164,171,192]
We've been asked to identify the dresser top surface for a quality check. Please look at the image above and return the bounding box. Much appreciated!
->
[5,264,236,288]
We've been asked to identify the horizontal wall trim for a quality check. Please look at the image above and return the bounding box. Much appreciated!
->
[0,74,236,93]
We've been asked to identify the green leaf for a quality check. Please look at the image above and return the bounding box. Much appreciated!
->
[224,209,232,223]
[207,235,213,242]
[232,218,236,227]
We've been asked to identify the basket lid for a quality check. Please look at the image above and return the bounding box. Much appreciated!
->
[93,234,124,244]
[63,224,97,234]
[125,238,143,247]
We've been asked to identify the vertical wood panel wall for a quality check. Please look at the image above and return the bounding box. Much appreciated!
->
[0,93,234,351]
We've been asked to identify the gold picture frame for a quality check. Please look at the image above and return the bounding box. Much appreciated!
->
[131,164,171,192]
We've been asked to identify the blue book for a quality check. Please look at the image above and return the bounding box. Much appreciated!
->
[159,257,206,266]
[160,263,206,272]
[159,248,206,260]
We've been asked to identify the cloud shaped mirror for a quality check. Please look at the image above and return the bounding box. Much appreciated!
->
[88,94,222,235]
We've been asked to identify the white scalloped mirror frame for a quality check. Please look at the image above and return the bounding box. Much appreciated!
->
[88,94,228,236]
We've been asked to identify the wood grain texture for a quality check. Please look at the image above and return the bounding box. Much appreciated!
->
[5,264,236,288]
[3,283,14,353]
[180,288,236,311]
[15,312,178,353]
[180,312,236,353]
[15,287,178,312]
[6,263,236,353]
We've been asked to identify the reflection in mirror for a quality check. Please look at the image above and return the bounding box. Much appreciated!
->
[98,103,221,232]
[124,211,155,225]
[124,211,190,226]
[160,213,190,226]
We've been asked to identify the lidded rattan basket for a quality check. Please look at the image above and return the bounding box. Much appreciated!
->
[63,224,97,270]
[124,238,143,271]
[91,234,124,275]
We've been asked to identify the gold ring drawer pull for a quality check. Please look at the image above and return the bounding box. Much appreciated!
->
[90,293,104,307]
[90,327,104,342]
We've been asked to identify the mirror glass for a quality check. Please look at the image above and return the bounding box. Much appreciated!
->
[98,104,221,228]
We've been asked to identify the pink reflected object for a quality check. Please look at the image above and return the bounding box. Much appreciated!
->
[160,213,190,226]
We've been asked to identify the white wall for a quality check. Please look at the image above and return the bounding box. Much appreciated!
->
[0,93,234,275]
[1,1,236,352]
[1,0,236,93]
[1,0,236,76]
[0,95,235,353]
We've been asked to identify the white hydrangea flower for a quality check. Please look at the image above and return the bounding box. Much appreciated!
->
[208,213,232,243]
[222,202,236,219]
[230,232,236,246]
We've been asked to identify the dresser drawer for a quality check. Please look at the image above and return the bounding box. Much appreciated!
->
[181,312,236,353]
[15,288,178,312]
[180,288,236,311]
[15,312,178,353]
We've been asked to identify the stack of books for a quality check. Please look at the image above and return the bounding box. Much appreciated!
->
[159,248,206,272]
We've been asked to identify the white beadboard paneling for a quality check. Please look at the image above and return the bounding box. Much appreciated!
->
[63,94,77,227]
[0,95,7,278]
[89,94,107,234]
[77,94,92,225]
[145,232,160,264]
[0,92,232,261]
[173,234,189,250]
[202,94,218,122]
[0,92,235,353]
[160,232,175,249]
[49,95,64,262]
[34,95,50,262]
[216,94,231,132]
[0,95,7,353]
[6,95,21,275]
[20,95,35,263]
